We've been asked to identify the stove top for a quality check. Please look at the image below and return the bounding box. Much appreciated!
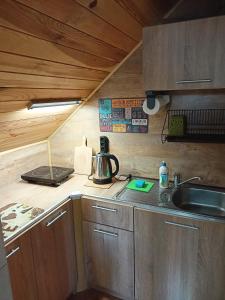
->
[21,166,74,186]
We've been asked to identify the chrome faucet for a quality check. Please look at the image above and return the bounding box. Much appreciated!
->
[173,174,201,188]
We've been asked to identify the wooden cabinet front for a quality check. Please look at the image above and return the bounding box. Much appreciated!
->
[82,198,134,231]
[31,202,77,300]
[134,208,225,300]
[0,225,6,268]
[6,231,38,300]
[83,221,134,300]
[143,16,225,91]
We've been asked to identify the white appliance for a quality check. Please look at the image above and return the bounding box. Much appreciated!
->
[0,223,13,300]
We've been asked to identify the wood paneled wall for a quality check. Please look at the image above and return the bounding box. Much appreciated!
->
[1,0,171,151]
[49,46,225,188]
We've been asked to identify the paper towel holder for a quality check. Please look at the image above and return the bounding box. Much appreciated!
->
[146,91,158,109]
[144,90,170,115]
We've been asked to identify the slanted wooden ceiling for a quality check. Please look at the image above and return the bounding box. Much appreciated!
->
[0,0,179,151]
[3,0,224,152]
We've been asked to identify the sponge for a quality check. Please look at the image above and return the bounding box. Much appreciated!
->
[135,180,145,188]
[168,115,186,136]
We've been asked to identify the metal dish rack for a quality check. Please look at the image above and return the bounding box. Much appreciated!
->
[161,109,225,143]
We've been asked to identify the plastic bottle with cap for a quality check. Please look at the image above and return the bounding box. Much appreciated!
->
[159,161,169,189]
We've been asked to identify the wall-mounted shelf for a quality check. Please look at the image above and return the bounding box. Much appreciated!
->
[162,109,225,143]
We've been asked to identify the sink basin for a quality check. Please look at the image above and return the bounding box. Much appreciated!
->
[172,187,225,218]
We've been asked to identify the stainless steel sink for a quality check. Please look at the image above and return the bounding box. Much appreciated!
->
[172,187,225,217]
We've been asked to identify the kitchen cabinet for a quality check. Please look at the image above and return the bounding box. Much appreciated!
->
[6,231,38,300]
[0,223,13,300]
[0,225,6,268]
[134,208,225,300]
[83,221,134,300]
[143,15,225,91]
[5,201,77,300]
[82,198,133,231]
[31,201,77,300]
[0,265,13,300]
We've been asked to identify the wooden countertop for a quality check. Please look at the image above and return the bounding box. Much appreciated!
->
[0,175,127,210]
[0,174,128,244]
[2,174,224,244]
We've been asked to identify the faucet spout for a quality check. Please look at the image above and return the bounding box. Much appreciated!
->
[173,174,201,188]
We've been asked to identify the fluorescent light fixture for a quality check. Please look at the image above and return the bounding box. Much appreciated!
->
[28,99,82,109]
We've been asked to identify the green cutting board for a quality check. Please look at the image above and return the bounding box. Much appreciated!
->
[126,179,154,193]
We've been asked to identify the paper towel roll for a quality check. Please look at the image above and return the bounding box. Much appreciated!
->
[143,95,170,115]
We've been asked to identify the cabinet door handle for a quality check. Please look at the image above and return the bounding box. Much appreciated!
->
[92,205,117,213]
[94,229,118,237]
[165,221,198,230]
[46,210,67,227]
[6,246,20,259]
[176,79,212,84]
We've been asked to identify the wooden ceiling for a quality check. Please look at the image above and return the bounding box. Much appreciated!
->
[0,0,179,151]
[0,0,224,151]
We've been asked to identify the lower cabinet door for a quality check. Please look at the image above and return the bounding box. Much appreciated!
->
[83,221,134,300]
[135,209,200,300]
[0,265,13,300]
[31,202,77,300]
[6,231,38,300]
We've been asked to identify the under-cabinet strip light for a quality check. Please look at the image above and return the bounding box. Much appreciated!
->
[28,99,82,109]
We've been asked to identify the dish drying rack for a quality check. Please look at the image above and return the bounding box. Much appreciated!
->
[161,109,225,143]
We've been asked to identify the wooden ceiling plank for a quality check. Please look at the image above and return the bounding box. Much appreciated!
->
[0,0,126,62]
[0,123,62,149]
[0,100,29,112]
[1,121,67,139]
[76,0,142,41]
[1,114,69,130]
[0,88,91,102]
[1,117,68,135]
[17,0,137,52]
[116,0,178,26]
[0,72,100,89]
[0,106,75,121]
[0,52,108,81]
[0,138,48,151]
[0,26,116,71]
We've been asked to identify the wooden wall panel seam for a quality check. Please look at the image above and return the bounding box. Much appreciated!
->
[115,0,147,27]
[73,0,137,42]
[0,0,127,62]
[0,50,109,80]
[0,70,101,82]
[0,24,120,63]
[75,0,139,42]
[76,0,142,41]
[16,0,136,52]
[0,72,100,89]
[17,0,131,52]
[0,26,117,71]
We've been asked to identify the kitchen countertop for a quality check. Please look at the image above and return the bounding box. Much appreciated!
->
[0,174,128,244]
[1,174,225,245]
